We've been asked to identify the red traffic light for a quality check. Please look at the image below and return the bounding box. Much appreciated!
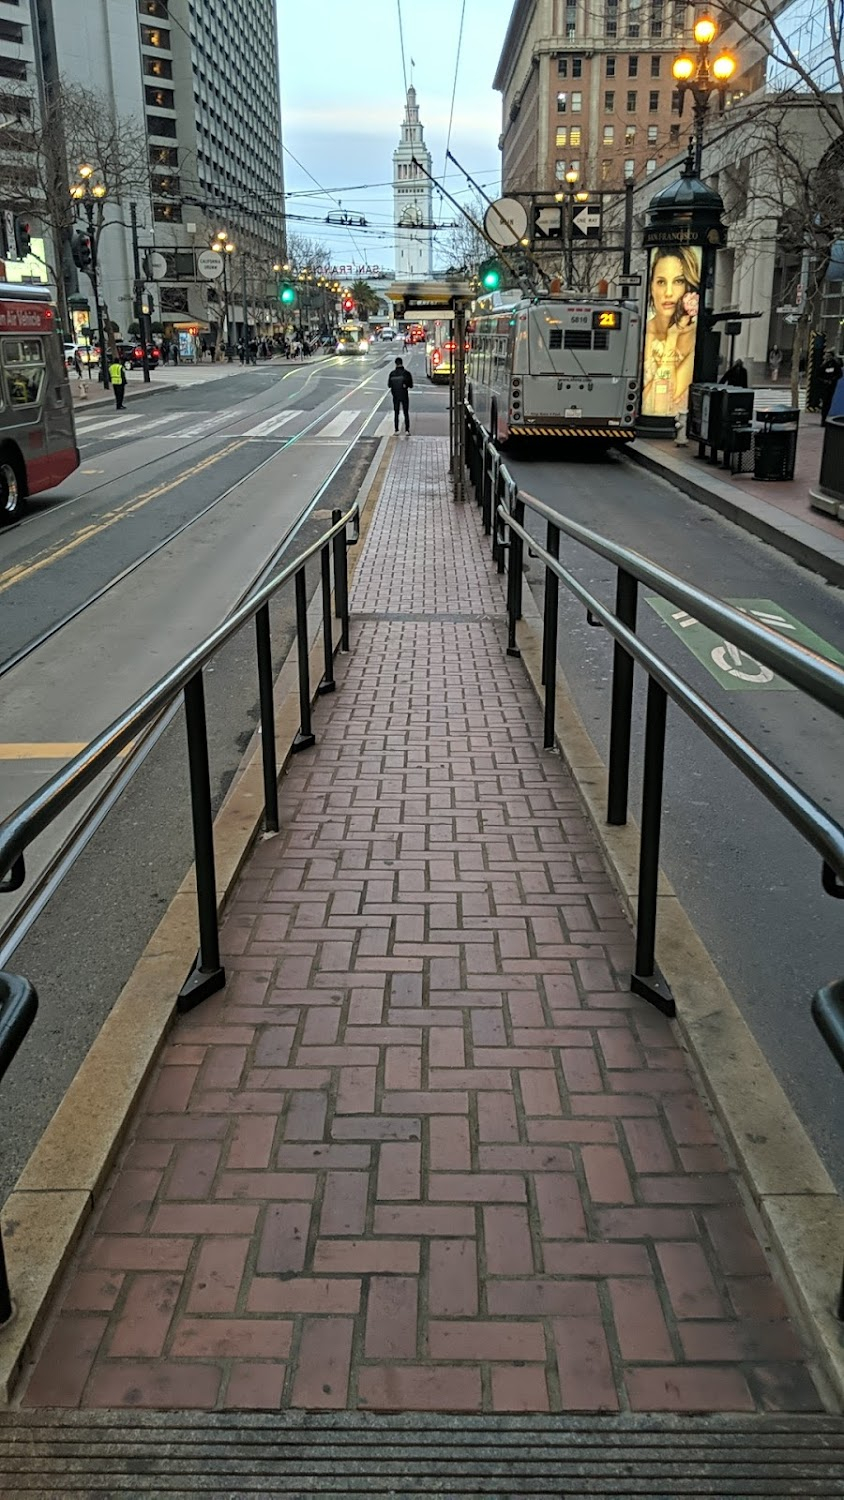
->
[342,297,354,311]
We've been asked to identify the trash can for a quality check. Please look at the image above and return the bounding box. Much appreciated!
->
[754,407,799,481]
[716,388,754,457]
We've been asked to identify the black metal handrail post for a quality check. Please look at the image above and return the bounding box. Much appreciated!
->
[0,970,37,1322]
[179,671,225,1012]
[542,520,561,749]
[318,542,336,695]
[255,604,279,834]
[482,435,493,536]
[607,568,638,826]
[630,681,675,1017]
[293,566,316,753]
[332,508,350,651]
[507,495,525,658]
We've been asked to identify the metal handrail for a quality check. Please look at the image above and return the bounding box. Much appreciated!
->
[462,400,844,1029]
[0,503,358,894]
[504,510,844,880]
[514,485,844,718]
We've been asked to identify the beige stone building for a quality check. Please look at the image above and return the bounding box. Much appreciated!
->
[494,0,695,197]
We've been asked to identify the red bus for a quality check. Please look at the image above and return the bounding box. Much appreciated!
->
[0,284,79,523]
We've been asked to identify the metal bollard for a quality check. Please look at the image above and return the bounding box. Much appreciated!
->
[179,669,226,1011]
[255,603,279,832]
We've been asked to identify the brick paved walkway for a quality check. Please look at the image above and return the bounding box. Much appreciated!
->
[19,438,822,1415]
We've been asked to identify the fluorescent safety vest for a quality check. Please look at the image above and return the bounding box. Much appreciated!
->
[109,361,123,385]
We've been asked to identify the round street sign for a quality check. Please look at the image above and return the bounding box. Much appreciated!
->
[196,248,224,281]
[147,250,167,280]
[484,197,528,248]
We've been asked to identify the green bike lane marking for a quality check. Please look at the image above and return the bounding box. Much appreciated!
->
[646,597,844,690]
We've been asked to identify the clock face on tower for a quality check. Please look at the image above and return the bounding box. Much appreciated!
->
[399,205,422,228]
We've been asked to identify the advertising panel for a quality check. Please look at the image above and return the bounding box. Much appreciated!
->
[640,243,701,417]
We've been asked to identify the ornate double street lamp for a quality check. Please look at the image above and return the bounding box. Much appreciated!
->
[672,15,736,176]
[212,228,236,360]
[70,163,108,385]
[555,167,590,288]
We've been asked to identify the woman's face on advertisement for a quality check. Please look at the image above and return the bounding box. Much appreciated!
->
[651,256,688,318]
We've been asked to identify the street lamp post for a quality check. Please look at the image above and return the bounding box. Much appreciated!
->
[212,229,236,360]
[70,163,108,386]
[555,169,590,288]
[672,15,736,177]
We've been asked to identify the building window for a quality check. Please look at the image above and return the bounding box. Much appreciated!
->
[628,0,641,36]
[572,57,582,76]
[556,127,567,146]
[603,124,615,144]
[649,89,659,110]
[0,59,26,80]
[626,124,636,143]
[673,0,686,34]
[566,1,577,37]
[150,144,178,166]
[146,112,177,138]
[651,55,661,76]
[669,122,680,142]
[153,174,180,194]
[648,123,658,142]
[627,90,637,110]
[602,158,612,179]
[604,89,615,110]
[557,57,568,76]
[555,159,567,179]
[606,56,616,75]
[141,25,171,49]
[571,91,582,110]
[145,85,175,108]
[0,19,23,43]
[153,202,182,222]
[140,0,169,13]
[628,55,639,76]
[557,91,567,111]
[624,158,635,178]
[144,55,173,78]
[605,0,618,36]
[650,0,664,34]
[646,157,657,173]
[671,89,681,111]
[570,158,580,174]
[569,125,582,145]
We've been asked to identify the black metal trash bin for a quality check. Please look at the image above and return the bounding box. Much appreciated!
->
[754,406,799,481]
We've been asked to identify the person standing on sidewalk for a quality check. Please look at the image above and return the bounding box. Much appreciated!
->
[108,356,126,411]
[820,350,843,425]
[388,357,413,434]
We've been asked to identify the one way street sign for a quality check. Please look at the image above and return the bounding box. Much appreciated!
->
[532,205,564,241]
[572,204,602,239]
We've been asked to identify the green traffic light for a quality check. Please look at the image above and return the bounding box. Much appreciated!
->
[480,259,502,292]
[279,283,296,305]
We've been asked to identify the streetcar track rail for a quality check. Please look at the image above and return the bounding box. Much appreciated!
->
[0,384,388,966]
[2,353,388,535]
[0,363,389,671]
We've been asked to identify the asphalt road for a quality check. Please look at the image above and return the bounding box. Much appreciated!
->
[0,349,398,1197]
[507,441,844,1192]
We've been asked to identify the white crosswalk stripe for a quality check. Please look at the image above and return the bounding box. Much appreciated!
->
[374,415,394,437]
[241,409,303,437]
[318,409,358,438]
[74,412,147,437]
[88,412,189,441]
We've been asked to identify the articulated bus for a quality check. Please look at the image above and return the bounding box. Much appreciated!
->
[466,294,640,447]
[0,284,78,522]
[425,318,455,384]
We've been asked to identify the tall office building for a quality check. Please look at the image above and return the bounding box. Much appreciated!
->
[494,0,693,197]
[393,88,433,280]
[0,0,285,340]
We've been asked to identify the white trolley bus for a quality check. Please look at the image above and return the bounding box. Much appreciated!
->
[466,293,640,446]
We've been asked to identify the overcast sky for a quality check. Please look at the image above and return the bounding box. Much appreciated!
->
[278,0,514,271]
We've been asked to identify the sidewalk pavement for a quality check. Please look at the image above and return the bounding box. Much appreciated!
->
[629,409,844,586]
[16,436,825,1415]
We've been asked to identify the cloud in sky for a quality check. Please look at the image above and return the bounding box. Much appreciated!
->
[278,0,513,268]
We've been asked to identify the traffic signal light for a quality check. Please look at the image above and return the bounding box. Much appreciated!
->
[13,216,31,259]
[342,296,354,313]
[279,282,296,305]
[479,258,502,292]
[72,230,93,271]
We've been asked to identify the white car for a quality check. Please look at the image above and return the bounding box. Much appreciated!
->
[380,328,396,341]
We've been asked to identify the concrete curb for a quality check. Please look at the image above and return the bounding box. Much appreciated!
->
[625,440,844,588]
[513,574,844,1408]
[0,435,393,1403]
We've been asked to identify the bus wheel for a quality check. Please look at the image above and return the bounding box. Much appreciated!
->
[0,453,24,524]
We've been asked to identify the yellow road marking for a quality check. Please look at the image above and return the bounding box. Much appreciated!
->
[0,743,88,759]
[0,440,246,599]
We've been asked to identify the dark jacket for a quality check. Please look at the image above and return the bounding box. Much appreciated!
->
[388,366,413,400]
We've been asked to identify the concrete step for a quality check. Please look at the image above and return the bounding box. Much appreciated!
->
[2,1411,843,1494]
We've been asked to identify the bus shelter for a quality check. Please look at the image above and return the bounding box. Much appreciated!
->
[387,279,473,499]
